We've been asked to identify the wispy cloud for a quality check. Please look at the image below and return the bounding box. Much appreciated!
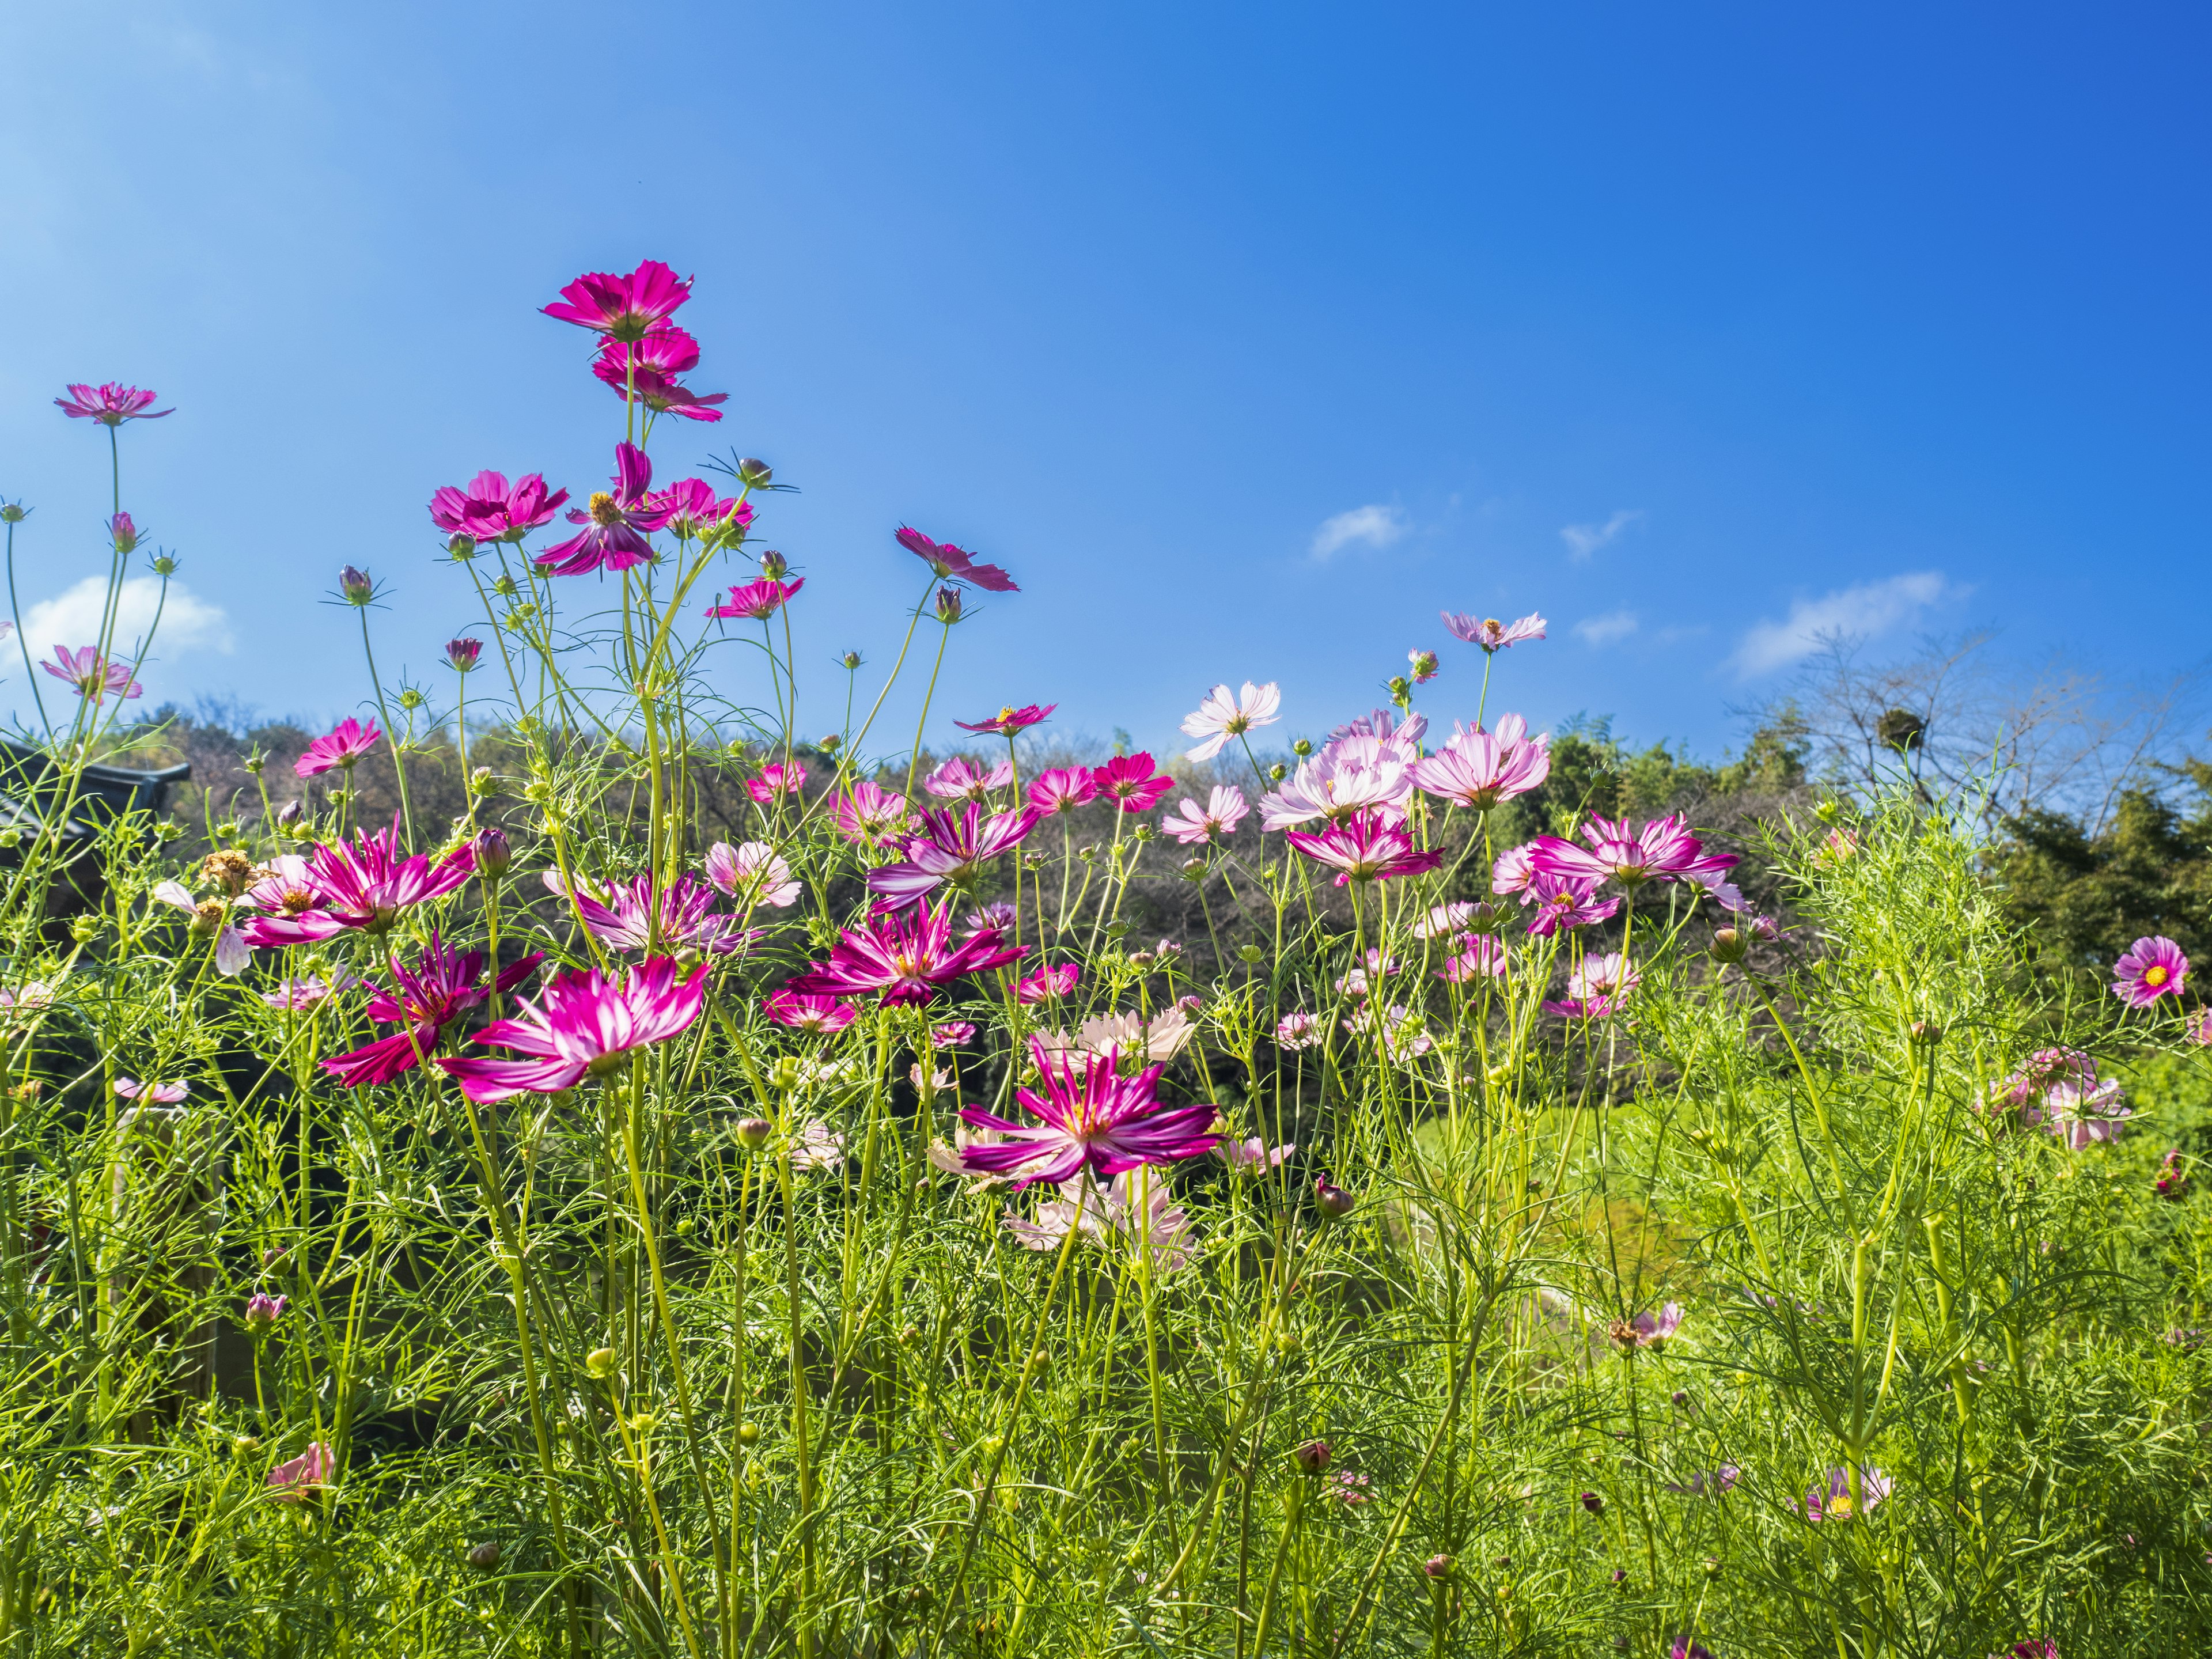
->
[1560,508,1643,562]
[1572,609,1640,647]
[14,577,233,677]
[1310,504,1409,560]
[1731,571,1956,677]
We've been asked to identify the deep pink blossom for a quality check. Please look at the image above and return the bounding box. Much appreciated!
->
[541,259,693,341]
[536,443,675,577]
[1407,648,1439,684]
[955,703,1055,735]
[429,471,570,543]
[600,318,700,375]
[41,646,140,702]
[1028,767,1098,815]
[552,871,754,956]
[1441,610,1546,652]
[294,716,382,778]
[763,989,857,1034]
[831,782,910,844]
[108,512,141,553]
[2112,935,2188,1007]
[445,638,482,673]
[1283,809,1444,885]
[1015,963,1080,1005]
[438,957,709,1103]
[1093,753,1173,813]
[267,1441,335,1502]
[785,900,1022,1006]
[894,526,1018,592]
[55,382,171,425]
[1522,873,1622,936]
[868,802,1041,908]
[956,1036,1221,1188]
[653,476,752,541]
[1164,785,1248,845]
[1529,814,1736,890]
[707,577,804,619]
[593,326,726,422]
[241,825,475,946]
[923,755,1014,801]
[748,761,806,804]
[321,935,543,1089]
[1410,714,1551,810]
[1275,1012,1325,1049]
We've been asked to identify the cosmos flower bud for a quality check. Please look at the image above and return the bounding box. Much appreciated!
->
[935,585,964,623]
[758,549,789,579]
[339,565,375,605]
[1268,763,1287,783]
[448,532,479,560]
[1240,944,1264,963]
[736,458,774,488]
[1292,738,1313,758]
[466,1541,501,1570]
[736,1117,774,1149]
[109,512,141,554]
[446,638,483,673]
[817,732,842,754]
[1408,649,1439,684]
[1423,1554,1453,1580]
[151,554,177,576]
[1315,1177,1354,1219]
[1580,1491,1604,1515]
[1292,1440,1332,1475]
[1709,927,1745,964]
[1908,1019,1942,1046]
[276,799,302,827]
[585,1347,618,1380]
[737,1422,762,1445]
[0,502,25,523]
[842,651,863,670]
[1181,857,1207,881]
[244,1291,287,1333]
[471,825,512,878]
[492,573,520,597]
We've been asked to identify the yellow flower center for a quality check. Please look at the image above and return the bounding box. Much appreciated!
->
[1484,618,1502,632]
[1827,1495,1854,1518]
[999,706,1016,723]
[589,491,622,526]
[2145,965,2169,987]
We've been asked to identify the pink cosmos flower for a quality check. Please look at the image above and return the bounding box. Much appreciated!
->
[1259,738,1416,830]
[1283,809,1445,885]
[2190,1007,2212,1046]
[554,871,754,956]
[41,646,140,702]
[932,1020,977,1046]
[260,971,363,1010]
[652,476,752,541]
[55,382,172,425]
[748,761,806,804]
[866,802,1040,908]
[1407,648,1439,684]
[1529,813,1736,891]
[1027,767,1099,815]
[704,840,801,908]
[1328,707,1429,751]
[322,934,543,1089]
[2111,935,2188,1007]
[267,1441,335,1502]
[541,259,694,341]
[956,1037,1221,1188]
[1990,1645,2057,1659]
[1803,1466,1891,1522]
[244,1291,287,1332]
[1543,952,1640,1020]
[1342,1001,1434,1059]
[1491,843,1537,895]
[784,900,1022,1006]
[536,442,675,577]
[831,782,910,844]
[955,703,1055,736]
[1410,714,1552,810]
[1215,1136,1295,1172]
[1990,1047,2097,1108]
[1092,753,1173,813]
[241,825,475,946]
[115,1077,189,1103]
[1164,785,1249,845]
[1627,1302,1681,1347]
[593,325,726,422]
[2038,1078,2133,1149]
[707,577,804,620]
[1669,1641,1715,1659]
[108,512,142,554]
[965,903,1017,933]
[763,989,858,1034]
[445,638,482,673]
[895,526,1018,592]
[923,755,1015,801]
[1180,681,1282,762]
[1002,1169,1198,1270]
[1438,937,1508,983]
[1663,1465,1741,1498]
[1522,873,1622,937]
[437,957,709,1103]
[600,317,700,375]
[429,471,570,543]
[1413,902,1476,939]
[1441,610,1546,652]
[294,716,382,778]
[1015,963,1080,1005]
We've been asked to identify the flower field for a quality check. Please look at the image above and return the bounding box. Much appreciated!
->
[2,260,2209,1658]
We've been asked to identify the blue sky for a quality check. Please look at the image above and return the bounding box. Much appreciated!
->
[1,2,2204,765]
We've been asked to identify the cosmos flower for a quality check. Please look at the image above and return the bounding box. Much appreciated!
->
[429,471,570,543]
[1258,737,1416,830]
[536,442,676,577]
[1438,937,1508,983]
[41,646,140,702]
[707,577,804,620]
[1163,785,1249,845]
[445,638,482,673]
[790,1119,846,1172]
[1413,902,1477,940]
[1275,1012,1325,1049]
[1441,610,1546,652]
[1662,1466,1741,1498]
[956,1037,1221,1189]
[55,382,172,425]
[1092,753,1173,813]
[1179,681,1282,762]
[1342,1001,1434,1060]
[1002,1169,1198,1271]
[1624,1302,1682,1348]
[923,755,1015,801]
[1491,843,1537,895]
[763,989,858,1035]
[592,332,727,422]
[552,871,754,956]
[1529,813,1736,890]
[259,971,363,1011]
[831,782,911,844]
[652,476,751,541]
[1027,767,1099,815]
[294,717,382,778]
[437,957,709,1103]
[784,900,1022,1006]
[2037,1078,2133,1149]
[705,840,801,908]
[895,525,1018,592]
[541,259,694,340]
[866,802,1040,908]
[955,703,1056,736]
[1410,714,1551,810]
[1039,1006,1196,1066]
[1543,952,1640,1020]
[1215,1135,1295,1172]
[2112,935,2188,1008]
[115,1077,189,1104]
[748,761,806,805]
[1521,873,1622,937]
[1283,809,1444,885]
[321,934,543,1089]
[242,826,475,946]
[1015,963,1080,1005]
[266,1441,335,1502]
[965,903,1017,934]
[1803,1466,1891,1522]
[243,1291,287,1333]
[1407,648,1439,684]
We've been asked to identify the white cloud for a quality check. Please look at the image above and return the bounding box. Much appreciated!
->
[1572,609,1640,646]
[1310,504,1410,560]
[1731,571,1956,677]
[15,577,233,676]
[1560,508,1644,562]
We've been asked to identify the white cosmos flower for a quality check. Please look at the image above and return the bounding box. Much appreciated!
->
[1180,680,1281,762]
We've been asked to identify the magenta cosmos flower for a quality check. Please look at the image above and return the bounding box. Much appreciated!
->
[55,382,172,425]
[956,1037,1221,1190]
[1410,714,1551,810]
[1164,785,1249,845]
[955,702,1055,736]
[267,1441,335,1503]
[1015,963,1080,1004]
[707,577,804,620]
[1093,753,1173,813]
[552,871,754,956]
[1529,813,1736,891]
[831,782,910,844]
[592,325,727,423]
[42,646,140,702]
[1028,767,1098,816]
[763,989,858,1034]
[536,443,675,577]
[895,526,1018,592]
[653,476,752,542]
[1283,809,1445,885]
[323,934,543,1089]
[1180,681,1281,762]
[1441,609,1546,652]
[429,471,570,544]
[2112,935,2188,1007]
[438,957,708,1103]
[866,802,1041,909]
[784,900,1022,1006]
[294,716,381,778]
[748,760,805,804]
[242,825,475,945]
[541,259,694,340]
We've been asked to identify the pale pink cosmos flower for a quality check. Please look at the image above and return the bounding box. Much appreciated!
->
[536,442,675,577]
[1413,902,1476,940]
[1327,707,1429,753]
[924,754,1015,801]
[2112,935,2188,1008]
[1627,1302,1682,1347]
[965,903,1017,934]
[2039,1078,2133,1149]
[1804,1465,1891,1522]
[56,382,172,424]
[267,1441,335,1502]
[1543,952,1640,1020]
[1491,843,1537,895]
[1215,1135,1295,1172]
[437,957,709,1103]
[929,1120,1057,1191]
[1342,1001,1434,1060]
[551,870,754,956]
[1039,1006,1196,1066]
[866,802,1040,909]
[956,1037,1221,1188]
[259,972,363,1011]
[1016,963,1080,1005]
[1164,785,1249,845]
[1441,610,1546,652]
[1408,648,1439,684]
[1438,937,1508,983]
[763,989,857,1034]
[705,840,801,908]
[831,782,910,844]
[748,761,806,805]
[1275,1012,1325,1050]
[1529,813,1736,891]
[294,716,382,778]
[791,1120,847,1171]
[1027,767,1097,815]
[1180,681,1282,762]
[2190,1008,2212,1046]
[42,646,140,702]
[1283,810,1444,885]
[1410,714,1552,811]
[1259,739,1415,831]
[115,1077,189,1104]
[1002,1170,1198,1271]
